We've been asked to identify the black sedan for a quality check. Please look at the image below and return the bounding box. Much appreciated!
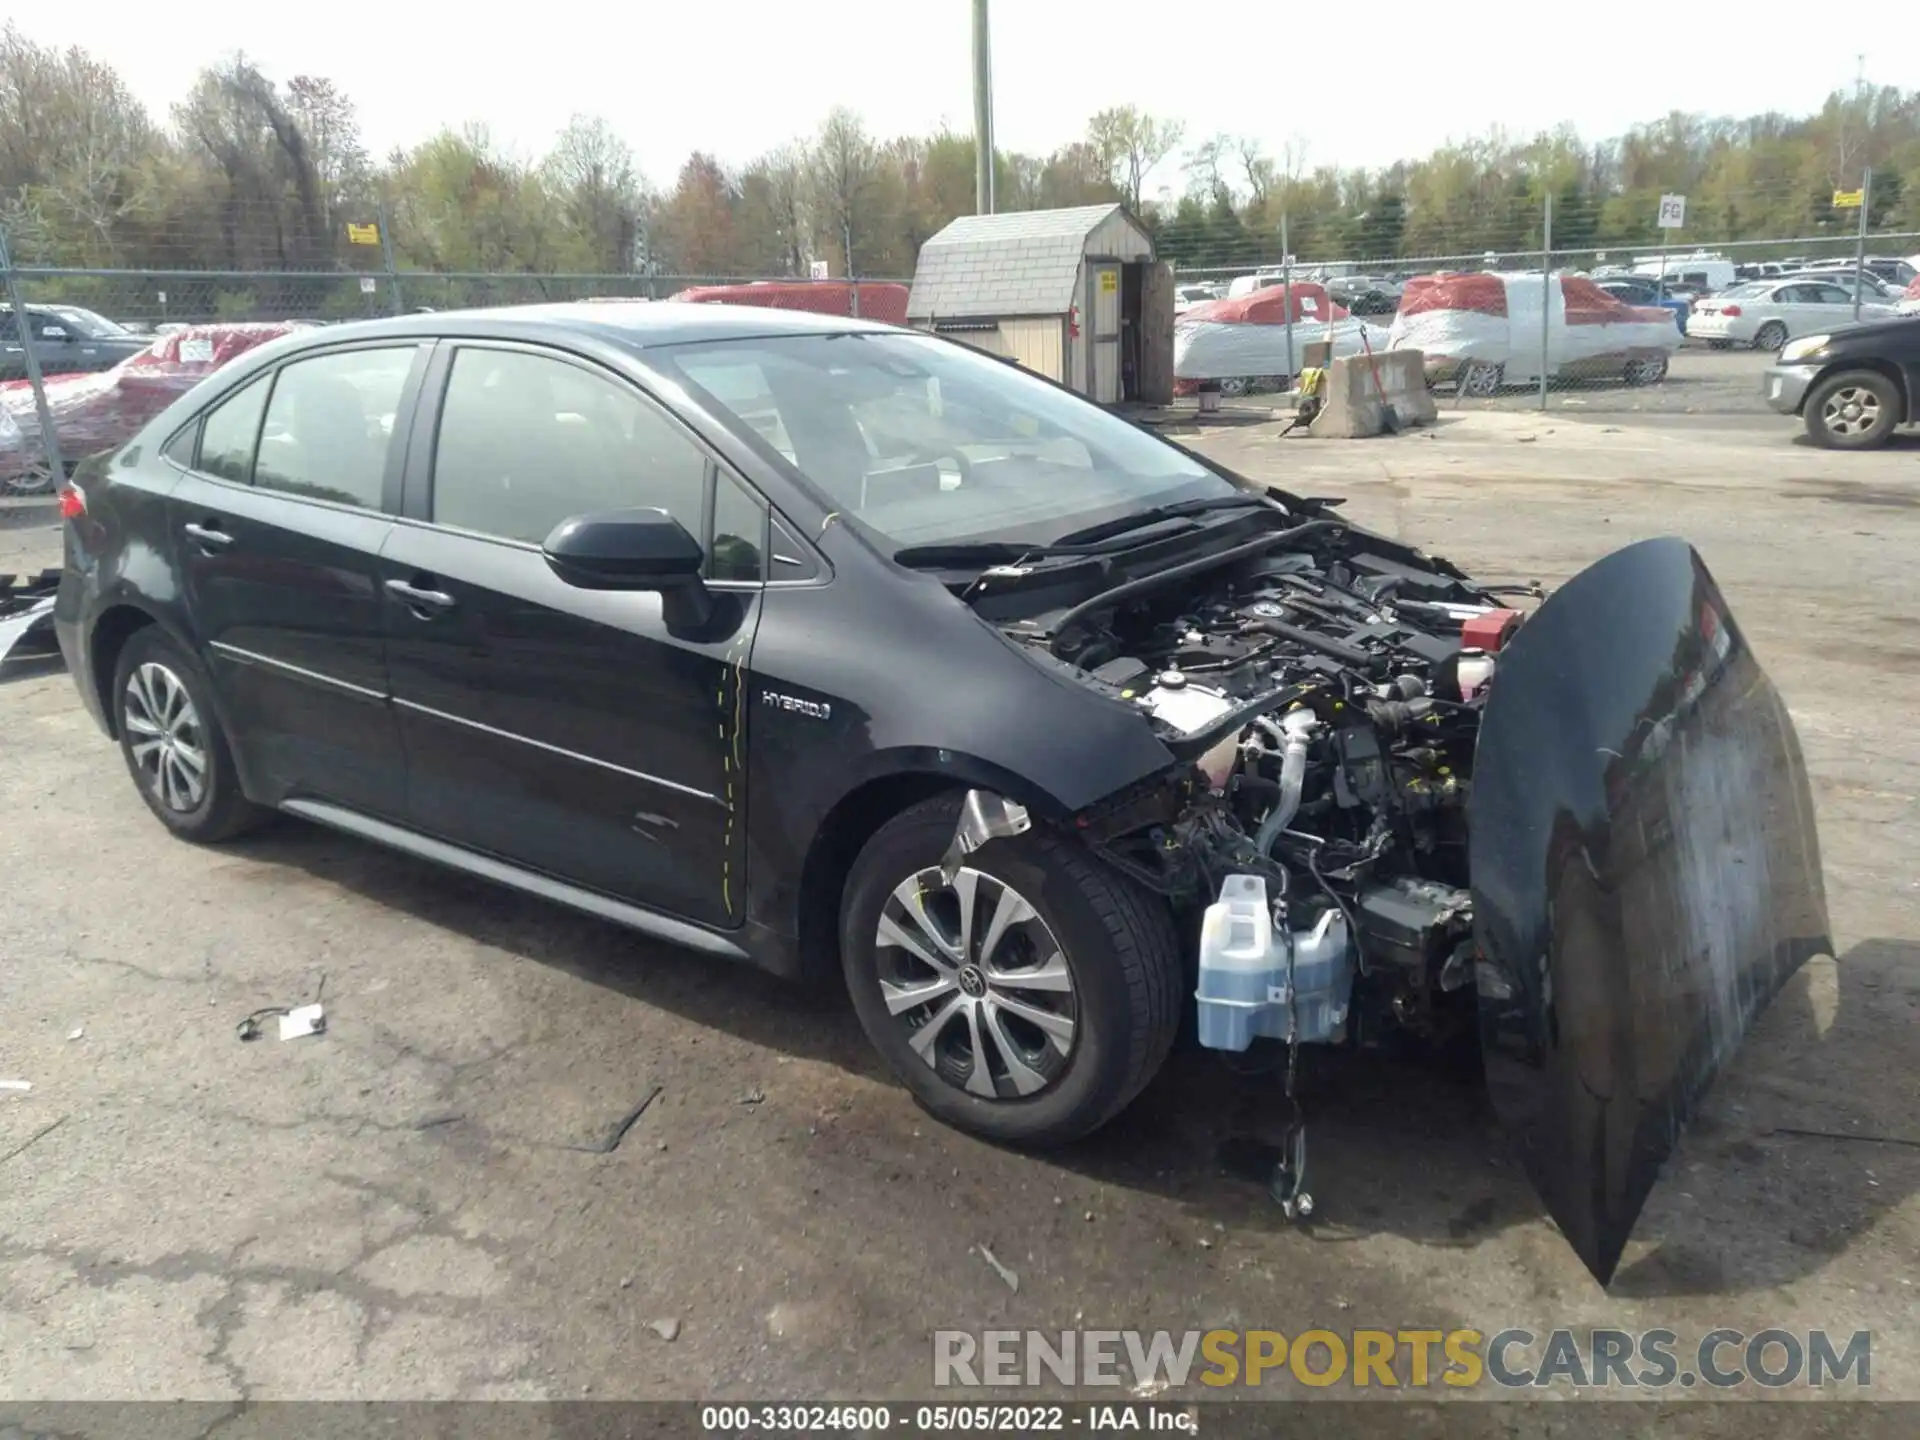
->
[1764,316,1920,449]
[53,303,1829,1284]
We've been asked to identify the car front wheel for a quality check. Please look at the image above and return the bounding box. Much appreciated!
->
[1804,369,1901,451]
[840,795,1182,1147]
[112,627,266,842]
[1458,360,1504,398]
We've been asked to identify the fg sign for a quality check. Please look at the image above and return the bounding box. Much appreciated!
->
[1657,194,1687,229]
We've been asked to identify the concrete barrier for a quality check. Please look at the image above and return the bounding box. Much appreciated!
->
[1308,349,1438,438]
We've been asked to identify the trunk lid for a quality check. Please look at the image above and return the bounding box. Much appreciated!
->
[1468,537,1830,1284]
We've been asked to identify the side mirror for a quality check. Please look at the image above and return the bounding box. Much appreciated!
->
[543,508,704,592]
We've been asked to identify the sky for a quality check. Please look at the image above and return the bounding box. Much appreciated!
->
[19,3,1918,191]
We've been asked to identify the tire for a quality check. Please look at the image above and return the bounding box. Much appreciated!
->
[111,628,266,843]
[1218,376,1251,397]
[839,795,1182,1147]
[1754,322,1788,353]
[1708,340,1733,351]
[1623,356,1668,386]
[1458,360,1503,398]
[1803,369,1902,451]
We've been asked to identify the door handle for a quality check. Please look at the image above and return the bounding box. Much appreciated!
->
[182,521,233,552]
[385,577,457,615]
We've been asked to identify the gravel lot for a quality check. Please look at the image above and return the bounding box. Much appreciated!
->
[3,405,1918,1417]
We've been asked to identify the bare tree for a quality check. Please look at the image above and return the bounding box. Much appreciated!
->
[1086,106,1185,211]
[807,107,876,275]
[545,114,647,271]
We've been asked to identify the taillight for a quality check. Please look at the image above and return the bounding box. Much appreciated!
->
[1720,304,1741,318]
[57,483,86,519]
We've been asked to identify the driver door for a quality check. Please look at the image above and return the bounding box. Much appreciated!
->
[382,342,768,927]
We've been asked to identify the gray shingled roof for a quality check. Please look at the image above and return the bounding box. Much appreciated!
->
[907,204,1139,321]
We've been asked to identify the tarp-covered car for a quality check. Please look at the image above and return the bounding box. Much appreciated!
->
[1390,272,1682,395]
[1174,283,1393,396]
[0,322,312,493]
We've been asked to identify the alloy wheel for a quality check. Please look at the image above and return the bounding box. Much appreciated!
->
[874,866,1077,1100]
[124,661,207,812]
[1820,386,1882,439]
[1460,361,1502,398]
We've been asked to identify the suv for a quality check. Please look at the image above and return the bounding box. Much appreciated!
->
[0,304,148,381]
[1765,318,1920,449]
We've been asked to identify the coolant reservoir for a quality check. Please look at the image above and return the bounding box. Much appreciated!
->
[1456,648,1495,701]
[1196,874,1354,1052]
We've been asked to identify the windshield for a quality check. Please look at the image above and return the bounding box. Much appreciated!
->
[47,306,132,338]
[655,331,1236,550]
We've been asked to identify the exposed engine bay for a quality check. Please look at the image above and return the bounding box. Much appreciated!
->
[1001,523,1526,1070]
[974,510,1830,1278]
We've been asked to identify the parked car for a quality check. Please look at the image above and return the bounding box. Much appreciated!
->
[1592,276,1692,333]
[1764,316,1920,449]
[1174,282,1223,314]
[52,303,1831,1286]
[1686,280,1899,351]
[0,322,311,493]
[1901,278,1920,316]
[0,303,150,381]
[1390,272,1681,393]
[1326,275,1402,315]
[1776,269,1906,304]
[1794,256,1919,291]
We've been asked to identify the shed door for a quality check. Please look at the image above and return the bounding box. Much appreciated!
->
[1089,264,1121,404]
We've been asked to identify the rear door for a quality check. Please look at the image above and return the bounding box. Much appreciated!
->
[381,341,765,927]
[171,341,427,815]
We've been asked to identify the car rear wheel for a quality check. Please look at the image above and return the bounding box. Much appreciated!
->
[1458,360,1504,398]
[1754,322,1788,353]
[112,628,266,843]
[1623,356,1668,386]
[1804,370,1901,451]
[840,795,1182,1147]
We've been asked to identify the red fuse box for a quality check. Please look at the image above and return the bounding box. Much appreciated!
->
[1462,608,1524,652]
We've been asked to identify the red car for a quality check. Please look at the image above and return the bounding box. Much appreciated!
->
[1,322,310,493]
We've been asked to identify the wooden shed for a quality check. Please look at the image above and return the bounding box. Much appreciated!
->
[906,204,1174,405]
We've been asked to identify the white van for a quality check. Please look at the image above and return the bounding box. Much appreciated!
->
[1631,254,1736,293]
[1226,270,1288,298]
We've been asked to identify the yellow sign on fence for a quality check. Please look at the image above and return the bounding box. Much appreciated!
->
[1831,189,1864,209]
[1099,270,1118,293]
[346,222,382,245]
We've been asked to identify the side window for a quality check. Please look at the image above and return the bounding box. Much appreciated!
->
[1815,285,1852,306]
[709,473,765,582]
[769,513,822,583]
[197,374,272,484]
[254,347,416,509]
[0,312,16,342]
[431,347,709,545]
[161,423,198,468]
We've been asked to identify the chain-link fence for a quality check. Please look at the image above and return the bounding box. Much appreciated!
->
[1166,189,1920,413]
[0,232,908,497]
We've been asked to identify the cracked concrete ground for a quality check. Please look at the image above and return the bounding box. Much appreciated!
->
[2,399,1918,1413]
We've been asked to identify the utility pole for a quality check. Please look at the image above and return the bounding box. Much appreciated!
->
[972,0,995,214]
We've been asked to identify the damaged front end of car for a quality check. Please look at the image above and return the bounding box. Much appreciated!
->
[993,508,1830,1285]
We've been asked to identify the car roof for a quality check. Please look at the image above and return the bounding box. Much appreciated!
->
[267,300,897,354]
